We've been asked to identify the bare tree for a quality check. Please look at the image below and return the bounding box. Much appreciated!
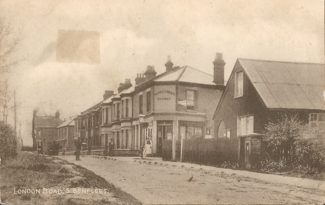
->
[0,18,19,73]
[0,18,19,123]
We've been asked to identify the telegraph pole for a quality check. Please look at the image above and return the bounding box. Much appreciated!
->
[2,80,8,124]
[14,90,17,134]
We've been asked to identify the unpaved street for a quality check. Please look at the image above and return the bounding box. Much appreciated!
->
[61,156,325,204]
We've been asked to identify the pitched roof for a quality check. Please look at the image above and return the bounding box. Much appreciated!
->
[57,118,75,128]
[81,100,103,115]
[154,66,215,85]
[119,84,135,95]
[103,94,115,104]
[34,116,63,128]
[238,58,325,110]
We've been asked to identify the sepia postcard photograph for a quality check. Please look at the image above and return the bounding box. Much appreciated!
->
[0,0,324,204]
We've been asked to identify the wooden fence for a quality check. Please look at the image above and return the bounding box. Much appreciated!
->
[162,138,238,165]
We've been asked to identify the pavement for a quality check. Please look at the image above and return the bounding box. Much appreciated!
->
[60,155,325,204]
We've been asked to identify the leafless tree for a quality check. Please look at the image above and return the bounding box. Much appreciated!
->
[0,18,19,123]
[0,18,19,73]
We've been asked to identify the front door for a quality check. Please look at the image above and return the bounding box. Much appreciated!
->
[157,121,173,156]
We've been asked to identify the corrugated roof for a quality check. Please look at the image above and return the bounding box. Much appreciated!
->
[34,116,63,128]
[154,66,215,85]
[238,58,325,110]
[57,118,75,128]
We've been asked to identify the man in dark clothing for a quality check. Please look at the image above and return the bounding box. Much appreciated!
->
[75,138,81,161]
[108,140,114,156]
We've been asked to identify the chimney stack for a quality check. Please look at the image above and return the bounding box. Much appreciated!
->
[118,78,132,93]
[103,90,114,100]
[165,56,174,72]
[213,52,225,85]
[55,110,60,119]
[135,73,146,85]
[124,78,132,89]
[144,65,157,80]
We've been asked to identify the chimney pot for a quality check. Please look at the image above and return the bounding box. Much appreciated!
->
[55,110,60,119]
[165,56,174,72]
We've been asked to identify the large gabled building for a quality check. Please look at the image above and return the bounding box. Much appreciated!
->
[32,110,63,154]
[213,58,325,168]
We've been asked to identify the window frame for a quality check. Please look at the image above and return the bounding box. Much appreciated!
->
[186,89,196,110]
[238,115,254,136]
[116,103,120,120]
[121,100,124,119]
[309,113,325,130]
[139,94,143,114]
[234,71,244,98]
[125,98,129,118]
[146,91,151,113]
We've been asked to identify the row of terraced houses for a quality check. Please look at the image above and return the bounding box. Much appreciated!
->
[34,53,325,168]
[73,54,225,161]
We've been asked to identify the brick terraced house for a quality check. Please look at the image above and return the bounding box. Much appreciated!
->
[56,117,75,153]
[75,54,225,160]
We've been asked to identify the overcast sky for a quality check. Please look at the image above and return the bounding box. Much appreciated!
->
[0,0,323,146]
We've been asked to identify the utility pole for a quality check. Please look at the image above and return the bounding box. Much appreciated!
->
[2,80,9,124]
[14,90,17,135]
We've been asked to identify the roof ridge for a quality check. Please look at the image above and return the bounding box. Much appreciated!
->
[176,66,187,81]
[253,81,325,86]
[238,58,325,66]
[135,66,184,87]
[183,65,213,76]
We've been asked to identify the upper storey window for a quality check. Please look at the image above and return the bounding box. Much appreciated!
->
[186,90,196,110]
[139,94,143,114]
[235,71,243,98]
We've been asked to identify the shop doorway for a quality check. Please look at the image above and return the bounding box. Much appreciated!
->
[157,121,173,156]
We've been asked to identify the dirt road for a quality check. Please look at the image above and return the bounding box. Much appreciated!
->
[61,155,325,204]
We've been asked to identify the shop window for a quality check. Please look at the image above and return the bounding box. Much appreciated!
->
[186,90,196,110]
[235,71,243,98]
[179,122,203,140]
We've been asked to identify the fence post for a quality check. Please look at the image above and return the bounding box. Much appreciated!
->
[180,136,184,162]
